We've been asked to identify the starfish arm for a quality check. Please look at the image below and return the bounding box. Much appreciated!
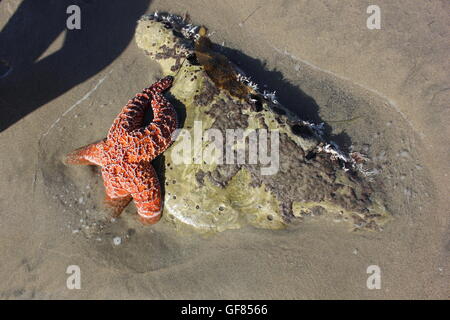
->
[65,140,106,166]
[101,164,133,217]
[107,76,174,142]
[107,92,151,141]
[101,162,162,224]
[128,162,163,225]
[127,94,178,162]
[127,77,177,163]
[104,193,132,218]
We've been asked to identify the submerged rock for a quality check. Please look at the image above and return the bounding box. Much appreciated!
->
[135,13,390,233]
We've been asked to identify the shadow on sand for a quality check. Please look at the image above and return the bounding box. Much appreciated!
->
[0,0,151,132]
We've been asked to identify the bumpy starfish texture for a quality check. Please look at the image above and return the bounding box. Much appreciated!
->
[65,76,177,225]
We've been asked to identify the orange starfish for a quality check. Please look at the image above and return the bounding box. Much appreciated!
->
[65,76,177,225]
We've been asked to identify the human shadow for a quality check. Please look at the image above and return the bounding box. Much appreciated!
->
[0,0,151,132]
[216,45,353,152]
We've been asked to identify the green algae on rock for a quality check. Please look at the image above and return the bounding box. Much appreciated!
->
[134,13,390,233]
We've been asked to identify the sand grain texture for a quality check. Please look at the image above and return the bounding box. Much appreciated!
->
[0,0,448,299]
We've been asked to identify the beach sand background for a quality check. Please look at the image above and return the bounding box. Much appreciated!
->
[0,0,448,299]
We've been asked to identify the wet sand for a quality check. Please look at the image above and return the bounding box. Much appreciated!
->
[0,0,448,299]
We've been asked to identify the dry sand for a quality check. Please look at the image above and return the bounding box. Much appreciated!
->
[0,0,448,299]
